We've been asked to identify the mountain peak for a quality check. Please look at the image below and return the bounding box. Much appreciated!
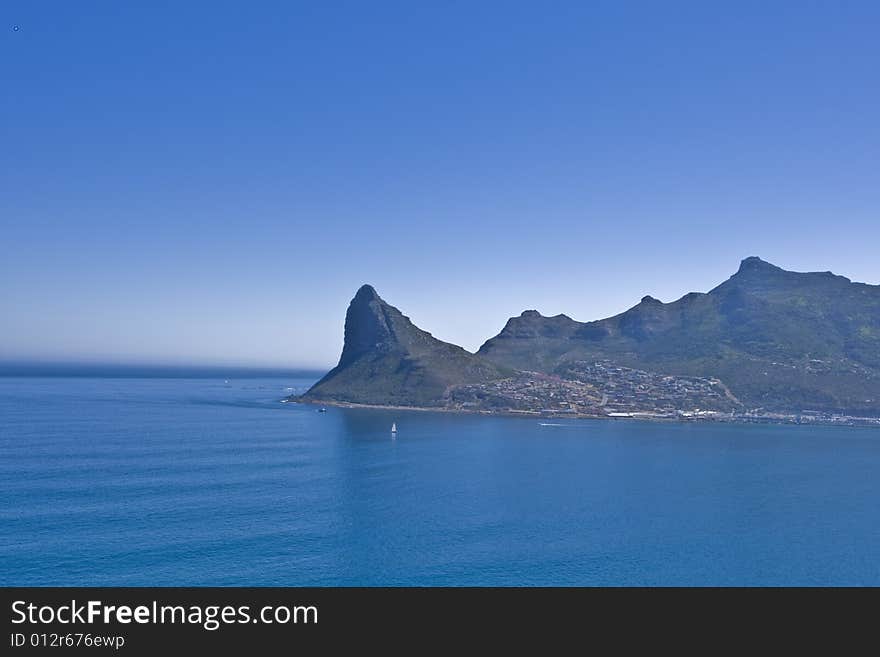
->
[338,285,393,367]
[353,283,380,302]
[736,256,782,275]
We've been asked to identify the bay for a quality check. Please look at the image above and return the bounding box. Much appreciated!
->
[1,376,878,586]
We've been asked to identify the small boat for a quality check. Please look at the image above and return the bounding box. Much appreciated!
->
[318,407,327,413]
[391,422,397,435]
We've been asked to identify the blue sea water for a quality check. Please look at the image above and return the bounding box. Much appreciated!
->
[1,376,879,586]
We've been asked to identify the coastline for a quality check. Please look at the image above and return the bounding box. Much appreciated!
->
[287,397,540,416]
[286,397,880,428]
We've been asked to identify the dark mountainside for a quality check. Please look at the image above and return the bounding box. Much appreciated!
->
[301,259,880,417]
[301,285,509,407]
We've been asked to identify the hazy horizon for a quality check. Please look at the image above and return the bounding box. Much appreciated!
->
[0,358,326,376]
[3,2,879,369]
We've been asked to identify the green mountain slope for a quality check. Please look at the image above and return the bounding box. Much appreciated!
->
[477,257,880,413]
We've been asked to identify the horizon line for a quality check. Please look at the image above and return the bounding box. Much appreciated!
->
[0,359,330,378]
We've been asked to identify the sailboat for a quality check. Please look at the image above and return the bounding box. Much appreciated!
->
[391,422,397,436]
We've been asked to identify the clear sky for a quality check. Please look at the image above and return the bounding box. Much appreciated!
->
[2,1,878,369]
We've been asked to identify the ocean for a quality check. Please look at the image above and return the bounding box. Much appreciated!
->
[2,375,879,586]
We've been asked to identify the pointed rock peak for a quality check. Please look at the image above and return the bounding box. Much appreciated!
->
[640,295,662,305]
[353,284,381,303]
[338,285,395,367]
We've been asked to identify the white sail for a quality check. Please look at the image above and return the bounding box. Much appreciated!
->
[391,422,397,433]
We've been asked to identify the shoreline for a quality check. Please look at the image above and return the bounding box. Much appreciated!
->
[286,397,880,428]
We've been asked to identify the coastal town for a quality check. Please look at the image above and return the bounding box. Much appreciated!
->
[445,361,880,427]
[447,361,739,416]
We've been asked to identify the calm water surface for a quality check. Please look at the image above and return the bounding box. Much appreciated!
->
[1,376,878,585]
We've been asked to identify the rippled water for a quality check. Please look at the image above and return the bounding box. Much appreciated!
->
[2,376,879,585]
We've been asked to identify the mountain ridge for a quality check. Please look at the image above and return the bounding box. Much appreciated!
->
[301,258,880,417]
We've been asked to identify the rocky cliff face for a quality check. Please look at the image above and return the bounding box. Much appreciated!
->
[335,285,396,367]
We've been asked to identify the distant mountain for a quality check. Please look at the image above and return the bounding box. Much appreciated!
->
[478,257,880,414]
[300,259,880,417]
[301,285,509,407]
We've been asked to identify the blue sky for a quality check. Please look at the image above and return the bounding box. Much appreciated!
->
[2,1,878,368]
